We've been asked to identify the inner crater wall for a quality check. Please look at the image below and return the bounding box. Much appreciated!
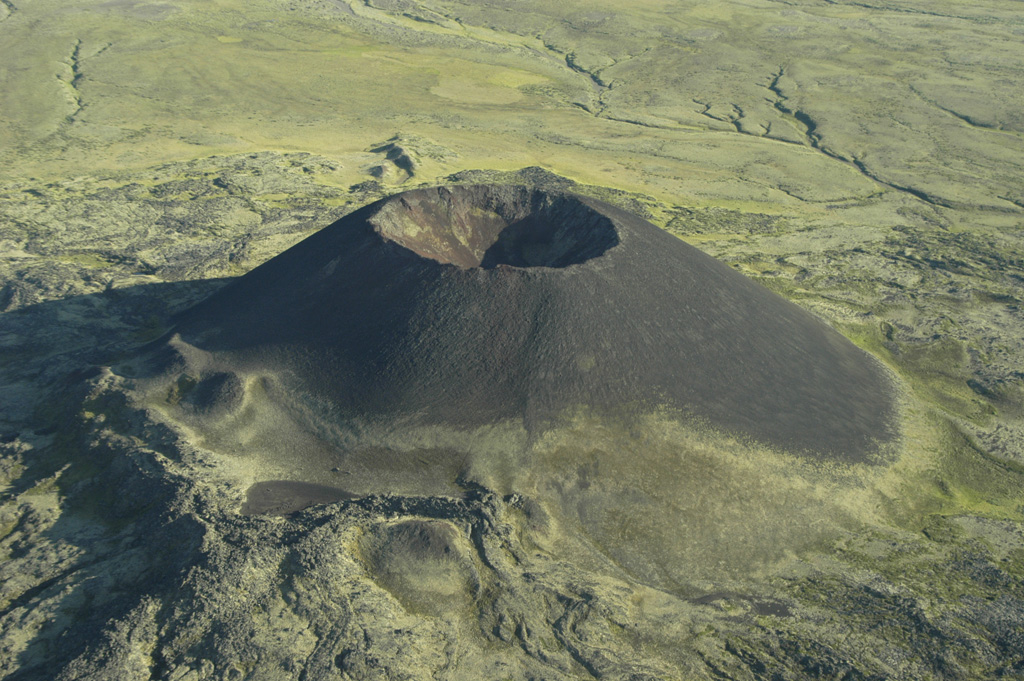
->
[368,186,619,268]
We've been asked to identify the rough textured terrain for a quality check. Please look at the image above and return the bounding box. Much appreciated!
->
[1,0,1023,679]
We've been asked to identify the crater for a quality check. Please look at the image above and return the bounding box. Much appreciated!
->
[368,185,619,269]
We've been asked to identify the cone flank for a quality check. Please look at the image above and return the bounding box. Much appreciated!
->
[172,184,897,462]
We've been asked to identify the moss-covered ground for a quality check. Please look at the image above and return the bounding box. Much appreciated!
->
[1,0,1023,678]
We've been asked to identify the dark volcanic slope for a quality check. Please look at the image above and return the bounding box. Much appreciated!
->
[174,184,896,461]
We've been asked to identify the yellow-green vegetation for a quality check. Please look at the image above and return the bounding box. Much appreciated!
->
[53,253,112,269]
[2,0,1024,678]
[5,0,1019,218]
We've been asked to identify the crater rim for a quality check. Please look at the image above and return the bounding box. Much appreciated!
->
[367,185,621,270]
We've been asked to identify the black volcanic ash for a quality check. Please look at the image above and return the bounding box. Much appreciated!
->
[172,184,896,461]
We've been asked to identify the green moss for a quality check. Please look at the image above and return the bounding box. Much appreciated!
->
[52,253,111,269]
[23,477,58,496]
[166,375,198,406]
[0,519,20,542]
[837,320,996,422]
[132,315,167,343]
[80,391,134,434]
[0,461,26,488]
[936,426,1024,517]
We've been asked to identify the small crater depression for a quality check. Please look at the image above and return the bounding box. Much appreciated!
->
[369,185,619,269]
[360,519,478,615]
[180,371,244,416]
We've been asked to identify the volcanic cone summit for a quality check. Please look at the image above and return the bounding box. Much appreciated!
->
[172,184,896,462]
[369,186,618,268]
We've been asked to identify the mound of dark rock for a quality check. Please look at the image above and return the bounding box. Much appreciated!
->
[174,184,896,461]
